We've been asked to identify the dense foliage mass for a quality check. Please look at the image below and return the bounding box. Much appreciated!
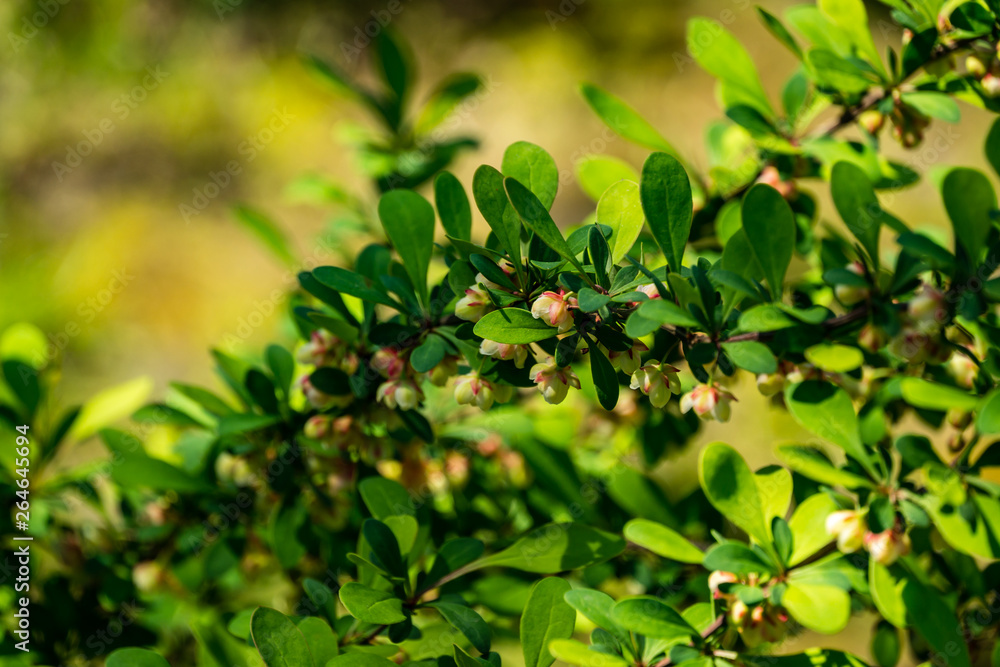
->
[4,1,1000,665]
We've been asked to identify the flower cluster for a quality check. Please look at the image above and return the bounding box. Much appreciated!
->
[709,571,789,647]
[826,510,911,566]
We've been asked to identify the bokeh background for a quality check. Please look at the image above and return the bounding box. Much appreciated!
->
[6,0,997,403]
[5,0,998,660]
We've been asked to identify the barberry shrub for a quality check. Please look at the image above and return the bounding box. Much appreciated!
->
[7,1,1000,666]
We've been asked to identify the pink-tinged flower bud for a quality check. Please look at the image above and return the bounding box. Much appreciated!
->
[947,352,977,389]
[966,54,989,78]
[947,408,972,430]
[908,283,947,328]
[636,283,661,300]
[529,357,581,404]
[729,599,749,626]
[608,340,649,376]
[456,285,491,322]
[834,262,869,306]
[296,330,341,366]
[865,529,911,565]
[376,378,423,411]
[304,415,332,440]
[480,339,529,368]
[426,356,459,387]
[445,451,470,486]
[630,362,681,408]
[756,372,785,397]
[708,571,738,599]
[858,323,888,353]
[531,290,577,333]
[454,372,497,410]
[857,109,885,135]
[984,73,1000,97]
[299,376,352,409]
[371,347,405,379]
[755,165,795,199]
[826,510,866,553]
[680,383,735,422]
[133,562,162,592]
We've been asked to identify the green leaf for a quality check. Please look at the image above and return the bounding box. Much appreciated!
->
[977,389,1000,434]
[902,579,971,667]
[435,171,473,241]
[233,205,296,266]
[99,429,209,493]
[804,344,864,373]
[577,288,611,312]
[899,378,978,411]
[741,184,794,298]
[639,152,692,272]
[702,542,773,575]
[429,601,491,654]
[549,639,629,667]
[564,588,620,633]
[70,375,154,440]
[416,72,483,134]
[474,523,625,573]
[699,442,769,544]
[623,519,703,564]
[313,267,400,309]
[473,165,522,268]
[870,560,907,628]
[297,617,339,664]
[250,607,316,667]
[818,0,886,79]
[375,30,410,103]
[900,91,960,122]
[338,582,407,625]
[985,118,1000,179]
[107,648,170,667]
[521,578,575,667]
[589,345,619,411]
[637,299,700,328]
[756,466,792,529]
[504,178,586,275]
[610,597,696,640]
[303,578,339,626]
[786,493,838,565]
[358,477,415,519]
[266,345,295,397]
[502,141,559,210]
[378,189,435,307]
[686,17,774,118]
[362,518,406,577]
[783,583,850,634]
[576,155,640,202]
[580,83,676,153]
[830,161,886,268]
[411,334,449,373]
[596,180,645,264]
[327,654,398,667]
[776,445,872,490]
[721,341,777,374]
[474,308,559,344]
[942,167,996,262]
[784,382,876,477]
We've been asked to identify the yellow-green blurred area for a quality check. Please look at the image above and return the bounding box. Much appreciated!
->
[3,0,997,405]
